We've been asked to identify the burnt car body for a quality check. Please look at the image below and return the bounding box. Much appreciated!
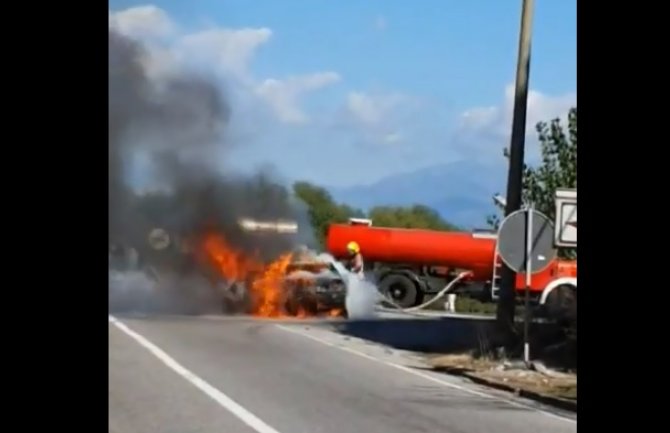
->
[282,260,348,317]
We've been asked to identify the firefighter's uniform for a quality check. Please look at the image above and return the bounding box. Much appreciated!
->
[346,241,364,279]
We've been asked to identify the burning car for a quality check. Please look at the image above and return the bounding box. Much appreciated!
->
[110,219,351,318]
[216,249,350,318]
[281,257,348,317]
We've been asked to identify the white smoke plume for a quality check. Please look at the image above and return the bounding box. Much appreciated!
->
[318,253,380,319]
[344,274,381,320]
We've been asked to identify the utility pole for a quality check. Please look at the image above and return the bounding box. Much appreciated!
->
[496,0,536,341]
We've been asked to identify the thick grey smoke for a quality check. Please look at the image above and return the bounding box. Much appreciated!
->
[109,29,229,242]
[108,29,312,313]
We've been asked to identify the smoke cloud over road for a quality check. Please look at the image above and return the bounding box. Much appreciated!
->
[108,29,312,313]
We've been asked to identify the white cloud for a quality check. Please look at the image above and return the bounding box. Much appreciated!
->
[346,92,404,126]
[109,5,176,40]
[342,92,414,146]
[255,72,341,124]
[460,84,575,136]
[176,27,272,80]
[109,5,338,125]
[457,84,576,161]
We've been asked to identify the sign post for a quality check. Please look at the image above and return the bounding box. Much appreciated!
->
[523,204,533,364]
[497,207,556,366]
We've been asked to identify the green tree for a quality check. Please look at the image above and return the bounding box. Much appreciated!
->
[294,182,463,248]
[487,107,577,257]
[293,181,364,247]
[369,205,461,231]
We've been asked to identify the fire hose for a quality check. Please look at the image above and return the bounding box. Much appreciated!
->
[377,271,471,314]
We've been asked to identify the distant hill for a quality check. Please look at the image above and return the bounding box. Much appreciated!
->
[328,161,507,229]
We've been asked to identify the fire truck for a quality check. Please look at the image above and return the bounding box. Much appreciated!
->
[325,190,577,322]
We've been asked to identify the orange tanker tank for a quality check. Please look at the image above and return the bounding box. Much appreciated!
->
[326,224,497,281]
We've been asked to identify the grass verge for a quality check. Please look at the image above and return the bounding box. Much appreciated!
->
[427,353,577,410]
[424,295,531,317]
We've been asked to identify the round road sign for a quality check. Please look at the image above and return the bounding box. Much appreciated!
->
[148,228,171,251]
[497,209,557,274]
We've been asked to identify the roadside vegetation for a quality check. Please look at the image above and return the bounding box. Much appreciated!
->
[427,353,577,403]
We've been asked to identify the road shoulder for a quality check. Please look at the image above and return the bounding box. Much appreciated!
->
[276,322,577,422]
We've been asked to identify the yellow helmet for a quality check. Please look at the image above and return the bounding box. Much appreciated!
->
[346,241,360,254]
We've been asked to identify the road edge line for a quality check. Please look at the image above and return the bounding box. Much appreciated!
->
[274,324,575,424]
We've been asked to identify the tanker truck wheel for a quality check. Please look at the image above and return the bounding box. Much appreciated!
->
[379,274,418,309]
[545,284,577,327]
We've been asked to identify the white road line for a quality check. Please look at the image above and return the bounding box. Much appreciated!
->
[274,324,575,424]
[109,315,282,433]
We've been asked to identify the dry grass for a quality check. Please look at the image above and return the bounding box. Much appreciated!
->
[428,353,577,401]
[428,354,498,371]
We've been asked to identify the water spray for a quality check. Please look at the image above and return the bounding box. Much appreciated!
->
[318,252,471,319]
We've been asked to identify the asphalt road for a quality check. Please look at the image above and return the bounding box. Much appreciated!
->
[109,314,576,433]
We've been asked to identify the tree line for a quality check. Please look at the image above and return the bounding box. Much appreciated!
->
[293,180,461,247]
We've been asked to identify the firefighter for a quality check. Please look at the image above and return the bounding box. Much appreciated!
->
[346,241,364,279]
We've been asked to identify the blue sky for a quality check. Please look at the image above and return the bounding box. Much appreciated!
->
[110,0,576,188]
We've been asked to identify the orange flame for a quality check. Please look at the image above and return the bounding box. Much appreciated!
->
[201,232,344,318]
[203,234,259,281]
[328,308,343,317]
[251,252,293,317]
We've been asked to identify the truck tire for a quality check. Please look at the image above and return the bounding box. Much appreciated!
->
[545,284,577,327]
[379,273,418,308]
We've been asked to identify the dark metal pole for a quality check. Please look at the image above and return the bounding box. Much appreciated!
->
[496,0,536,339]
[523,205,533,365]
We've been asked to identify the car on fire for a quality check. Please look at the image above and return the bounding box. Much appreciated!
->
[281,258,348,317]
[111,226,351,318]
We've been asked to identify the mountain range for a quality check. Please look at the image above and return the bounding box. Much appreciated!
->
[328,160,508,229]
